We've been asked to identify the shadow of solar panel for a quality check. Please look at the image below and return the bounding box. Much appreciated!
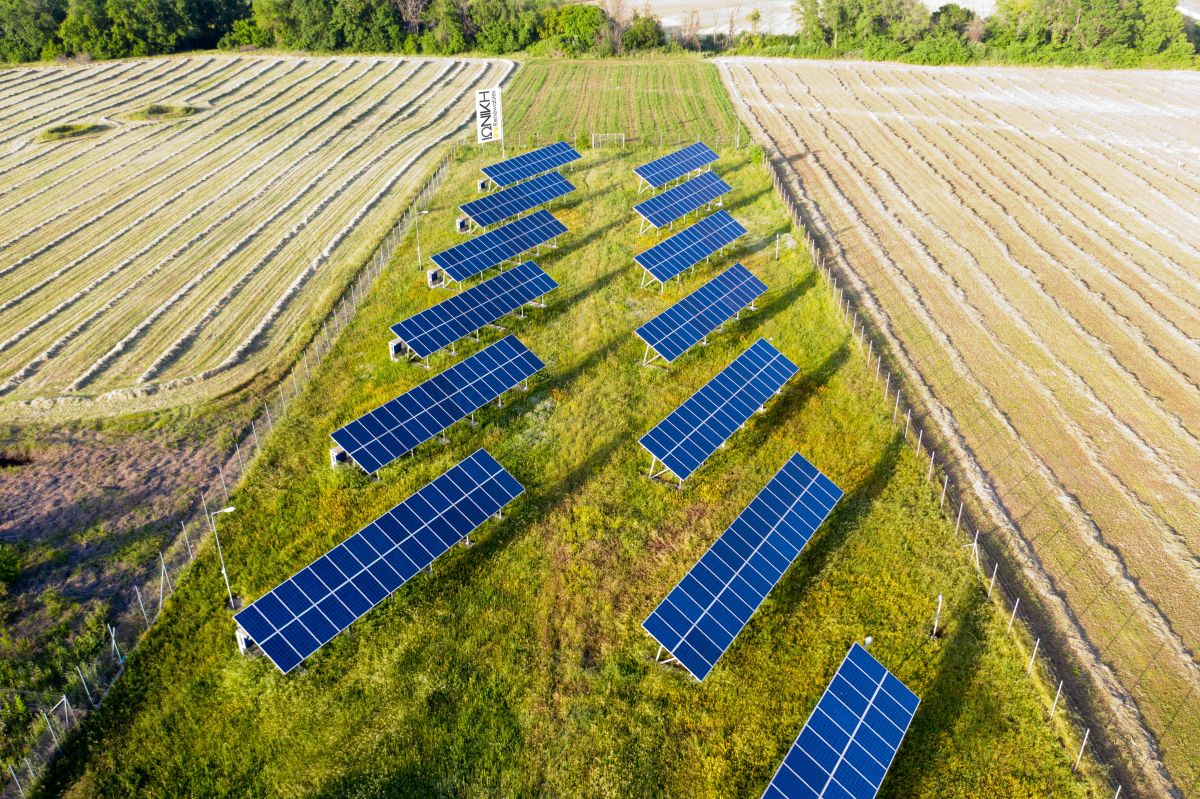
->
[331,335,544,474]
[634,210,746,286]
[234,449,524,674]
[633,171,732,229]
[431,210,567,283]
[635,264,766,364]
[760,643,919,799]
[640,338,797,482]
[634,142,719,189]
[391,262,557,359]
[481,141,582,187]
[642,452,843,681]
[460,172,575,228]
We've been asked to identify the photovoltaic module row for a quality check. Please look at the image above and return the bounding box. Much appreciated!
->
[643,452,843,681]
[481,141,581,187]
[634,141,719,190]
[234,449,524,674]
[760,643,919,799]
[634,210,746,289]
[633,170,732,230]
[459,172,575,228]
[390,261,557,360]
[641,338,797,483]
[635,263,767,364]
[431,210,567,284]
[331,335,544,474]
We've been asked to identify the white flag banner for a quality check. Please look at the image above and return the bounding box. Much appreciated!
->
[475,87,503,145]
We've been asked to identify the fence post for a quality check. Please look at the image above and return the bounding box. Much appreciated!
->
[1008,597,1020,632]
[1074,728,1090,771]
[135,586,150,629]
[42,712,60,753]
[1027,638,1040,675]
[7,764,26,799]
[76,664,95,707]
[1050,680,1063,720]
[988,563,998,597]
[181,521,193,561]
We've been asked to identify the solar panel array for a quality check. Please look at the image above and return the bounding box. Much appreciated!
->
[760,643,919,799]
[633,171,732,229]
[634,210,746,286]
[635,264,767,363]
[481,141,582,187]
[234,449,524,673]
[640,338,797,482]
[634,142,720,189]
[460,172,575,228]
[642,452,843,681]
[391,262,557,359]
[332,335,544,474]
[431,210,567,283]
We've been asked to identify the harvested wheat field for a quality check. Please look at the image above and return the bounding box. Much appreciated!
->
[720,57,1200,797]
[0,54,510,418]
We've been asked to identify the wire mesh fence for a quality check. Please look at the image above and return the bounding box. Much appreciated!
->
[0,143,461,799]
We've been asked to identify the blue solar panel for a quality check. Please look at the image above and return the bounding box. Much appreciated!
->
[391,262,557,360]
[634,210,746,288]
[640,338,797,482]
[460,172,575,228]
[235,449,524,674]
[431,210,567,284]
[635,264,767,364]
[633,171,732,229]
[331,335,543,474]
[760,643,919,799]
[481,141,582,187]
[634,142,719,189]
[643,452,843,680]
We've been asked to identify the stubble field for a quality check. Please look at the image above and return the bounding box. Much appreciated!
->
[720,56,1200,796]
[0,54,510,418]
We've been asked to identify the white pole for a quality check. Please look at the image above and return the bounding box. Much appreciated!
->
[42,711,60,752]
[135,586,150,629]
[213,516,235,610]
[932,594,942,639]
[989,563,998,597]
[76,664,95,707]
[1074,728,1090,771]
[1027,638,1039,675]
[1050,680,1063,720]
[1008,597,1020,632]
[8,764,25,799]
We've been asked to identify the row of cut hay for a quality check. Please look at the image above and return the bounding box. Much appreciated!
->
[62,58,432,389]
[0,58,244,195]
[0,61,385,369]
[726,59,1200,794]
[0,60,356,289]
[212,59,512,377]
[0,59,168,146]
[58,60,398,391]
[139,59,468,383]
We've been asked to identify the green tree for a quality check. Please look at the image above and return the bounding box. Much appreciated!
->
[470,0,538,53]
[931,2,973,35]
[794,0,826,45]
[105,0,190,55]
[420,0,466,53]
[59,0,114,55]
[621,11,664,50]
[1136,0,1194,58]
[541,3,606,53]
[0,0,66,62]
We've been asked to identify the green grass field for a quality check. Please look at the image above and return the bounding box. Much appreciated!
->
[39,61,1103,799]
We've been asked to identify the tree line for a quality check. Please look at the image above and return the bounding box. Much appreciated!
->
[0,0,1194,66]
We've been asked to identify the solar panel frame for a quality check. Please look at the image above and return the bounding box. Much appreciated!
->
[633,171,732,230]
[634,210,746,288]
[235,449,524,674]
[391,262,558,360]
[460,172,575,228]
[759,643,920,799]
[430,210,567,284]
[635,263,767,364]
[634,142,719,190]
[642,452,843,681]
[331,335,544,474]
[481,141,582,187]
[640,338,797,483]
